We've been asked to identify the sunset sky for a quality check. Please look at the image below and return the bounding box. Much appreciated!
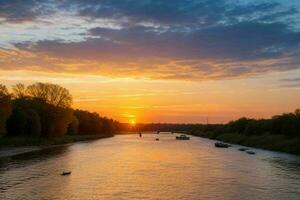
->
[1,0,300,123]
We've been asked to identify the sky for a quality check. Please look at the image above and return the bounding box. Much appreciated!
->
[1,0,300,123]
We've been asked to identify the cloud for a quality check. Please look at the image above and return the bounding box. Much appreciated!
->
[65,0,299,27]
[19,20,300,60]
[0,0,53,23]
[281,77,300,82]
[1,0,300,81]
[279,77,300,88]
[280,83,300,88]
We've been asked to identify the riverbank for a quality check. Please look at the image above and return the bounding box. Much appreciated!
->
[0,134,113,158]
[189,131,300,155]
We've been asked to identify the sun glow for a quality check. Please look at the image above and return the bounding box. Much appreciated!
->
[130,119,136,125]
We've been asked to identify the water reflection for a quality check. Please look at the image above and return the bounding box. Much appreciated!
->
[0,146,70,171]
[0,134,300,200]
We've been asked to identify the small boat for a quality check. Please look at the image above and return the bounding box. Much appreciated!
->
[176,134,190,140]
[215,142,230,148]
[246,151,256,155]
[155,138,159,141]
[61,171,72,176]
[239,148,249,151]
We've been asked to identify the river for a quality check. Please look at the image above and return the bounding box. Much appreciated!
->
[0,133,300,200]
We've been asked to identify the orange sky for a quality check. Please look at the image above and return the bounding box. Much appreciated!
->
[1,69,299,123]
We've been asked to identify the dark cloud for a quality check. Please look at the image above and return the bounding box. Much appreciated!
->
[75,0,226,26]
[14,20,300,80]
[1,0,298,26]
[33,21,300,62]
[0,0,53,23]
[62,0,298,27]
[2,0,300,80]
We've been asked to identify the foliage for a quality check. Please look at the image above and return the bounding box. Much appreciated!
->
[0,82,118,140]
[67,116,79,135]
[0,84,12,135]
[6,108,27,136]
[74,110,118,136]
[26,82,72,108]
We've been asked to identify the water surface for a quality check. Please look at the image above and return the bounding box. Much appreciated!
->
[1,133,300,200]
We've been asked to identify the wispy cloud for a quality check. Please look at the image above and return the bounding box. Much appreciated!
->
[280,77,300,88]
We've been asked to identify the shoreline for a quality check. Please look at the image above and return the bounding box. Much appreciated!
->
[0,134,113,158]
[189,132,300,155]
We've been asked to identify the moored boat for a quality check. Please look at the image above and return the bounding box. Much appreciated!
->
[61,171,71,176]
[215,142,230,148]
[246,151,256,155]
[239,148,249,151]
[176,134,190,140]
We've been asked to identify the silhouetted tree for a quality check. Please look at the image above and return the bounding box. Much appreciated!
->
[1,82,118,139]
[67,116,79,135]
[0,84,12,135]
[11,83,27,99]
[27,82,72,108]
[74,109,117,136]
[52,108,73,137]
[6,108,27,136]
[25,109,41,136]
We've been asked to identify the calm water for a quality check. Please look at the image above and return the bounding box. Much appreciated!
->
[0,133,300,200]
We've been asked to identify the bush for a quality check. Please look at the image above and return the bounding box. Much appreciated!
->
[6,108,27,136]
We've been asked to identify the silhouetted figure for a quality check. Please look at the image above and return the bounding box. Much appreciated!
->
[139,132,142,137]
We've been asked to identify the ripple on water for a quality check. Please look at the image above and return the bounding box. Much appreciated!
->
[0,134,300,200]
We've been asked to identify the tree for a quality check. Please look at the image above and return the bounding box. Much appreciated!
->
[295,109,300,116]
[52,108,73,137]
[12,83,27,99]
[25,109,41,136]
[0,84,12,135]
[6,108,27,136]
[67,116,79,135]
[0,84,9,97]
[27,82,72,108]
[227,117,252,133]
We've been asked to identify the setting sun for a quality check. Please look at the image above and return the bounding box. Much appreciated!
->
[130,120,136,125]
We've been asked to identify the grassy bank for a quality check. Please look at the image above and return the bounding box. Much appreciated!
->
[0,134,113,148]
[190,131,300,155]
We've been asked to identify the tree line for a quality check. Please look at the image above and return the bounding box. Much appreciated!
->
[188,109,300,138]
[121,110,300,154]
[123,109,300,139]
[0,83,119,138]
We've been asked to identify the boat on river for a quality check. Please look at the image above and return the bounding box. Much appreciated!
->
[61,171,71,176]
[176,134,190,140]
[215,142,231,148]
[246,151,256,155]
[239,147,249,151]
